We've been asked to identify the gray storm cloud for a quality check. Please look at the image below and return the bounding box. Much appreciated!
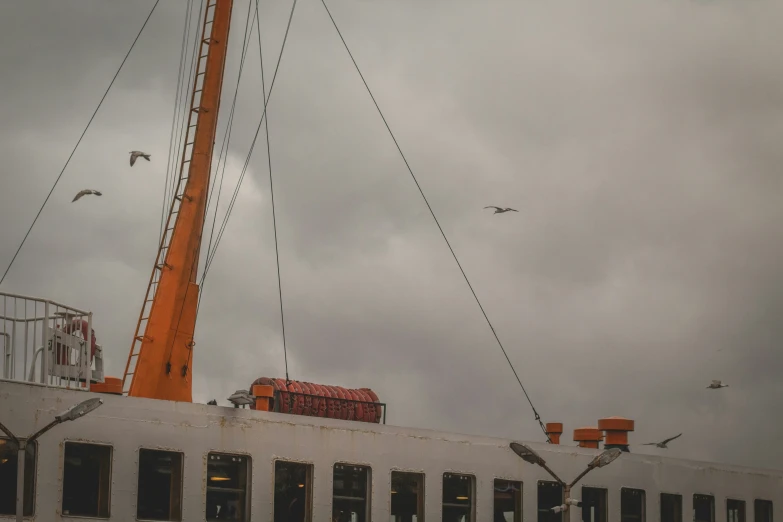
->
[1,0,782,468]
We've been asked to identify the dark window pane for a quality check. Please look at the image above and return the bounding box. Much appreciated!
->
[494,480,521,522]
[538,481,563,522]
[443,473,474,522]
[333,464,369,522]
[728,500,746,522]
[206,453,250,521]
[621,488,646,522]
[0,438,36,516]
[62,442,112,518]
[755,500,773,522]
[137,449,183,521]
[274,460,312,522]
[392,471,424,522]
[694,495,715,522]
[661,494,682,522]
[583,487,608,522]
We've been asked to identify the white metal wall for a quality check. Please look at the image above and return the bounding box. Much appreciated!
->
[0,379,780,522]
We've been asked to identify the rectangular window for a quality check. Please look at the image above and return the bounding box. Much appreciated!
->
[274,460,313,522]
[0,438,36,516]
[137,449,184,521]
[694,495,715,522]
[661,494,682,522]
[333,463,370,522]
[206,452,250,521]
[621,488,646,522]
[538,481,564,522]
[494,479,522,522]
[442,473,475,522]
[392,471,424,522]
[582,487,608,522]
[62,441,112,518]
[755,500,773,522]
[728,500,746,522]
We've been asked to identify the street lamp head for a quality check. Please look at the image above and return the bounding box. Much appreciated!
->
[590,447,622,469]
[55,397,103,423]
[510,442,546,466]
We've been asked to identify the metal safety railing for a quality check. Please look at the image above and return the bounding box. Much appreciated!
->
[0,291,104,390]
[273,389,387,424]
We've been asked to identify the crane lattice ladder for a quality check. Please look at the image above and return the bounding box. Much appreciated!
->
[121,0,223,395]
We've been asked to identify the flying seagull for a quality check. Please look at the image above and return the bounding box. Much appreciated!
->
[707,380,728,389]
[484,206,518,214]
[642,433,682,448]
[72,189,102,202]
[129,150,151,166]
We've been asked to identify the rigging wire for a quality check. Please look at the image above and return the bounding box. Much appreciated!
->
[160,0,197,243]
[169,0,206,211]
[158,0,205,250]
[186,0,298,375]
[255,0,291,383]
[201,0,259,286]
[200,0,298,280]
[318,0,551,442]
[0,0,162,287]
[166,0,257,370]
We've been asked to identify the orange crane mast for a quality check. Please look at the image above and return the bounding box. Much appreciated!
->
[121,0,234,402]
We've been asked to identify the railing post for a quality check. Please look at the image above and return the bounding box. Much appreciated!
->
[1,332,10,380]
[84,312,93,391]
[9,321,16,380]
[41,301,50,386]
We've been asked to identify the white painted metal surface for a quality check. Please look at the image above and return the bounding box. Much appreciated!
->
[0,379,780,521]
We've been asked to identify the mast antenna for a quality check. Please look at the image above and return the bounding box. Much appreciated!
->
[122,0,234,401]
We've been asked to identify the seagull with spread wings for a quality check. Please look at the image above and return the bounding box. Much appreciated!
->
[484,206,518,214]
[129,150,151,166]
[72,189,102,202]
[642,433,682,448]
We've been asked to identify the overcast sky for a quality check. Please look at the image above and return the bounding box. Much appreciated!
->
[1,0,782,469]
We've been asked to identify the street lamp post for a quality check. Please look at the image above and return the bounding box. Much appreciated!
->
[0,397,103,522]
[510,441,622,514]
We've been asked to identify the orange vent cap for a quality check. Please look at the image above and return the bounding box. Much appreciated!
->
[545,422,563,444]
[573,427,603,449]
[597,416,634,452]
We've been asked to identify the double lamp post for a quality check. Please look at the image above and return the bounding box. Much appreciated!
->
[510,441,622,514]
[0,397,103,522]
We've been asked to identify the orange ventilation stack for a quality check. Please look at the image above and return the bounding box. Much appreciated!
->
[573,427,603,449]
[598,416,634,452]
[249,377,385,424]
[545,423,563,444]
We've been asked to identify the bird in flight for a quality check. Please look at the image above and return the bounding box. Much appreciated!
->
[72,189,102,202]
[129,150,151,166]
[707,380,728,389]
[484,206,518,214]
[642,433,682,448]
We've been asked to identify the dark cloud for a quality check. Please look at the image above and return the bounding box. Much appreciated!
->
[1,0,782,469]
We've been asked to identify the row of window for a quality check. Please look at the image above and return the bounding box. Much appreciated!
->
[574,489,773,522]
[0,438,776,522]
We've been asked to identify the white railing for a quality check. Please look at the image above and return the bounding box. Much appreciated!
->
[0,291,104,390]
